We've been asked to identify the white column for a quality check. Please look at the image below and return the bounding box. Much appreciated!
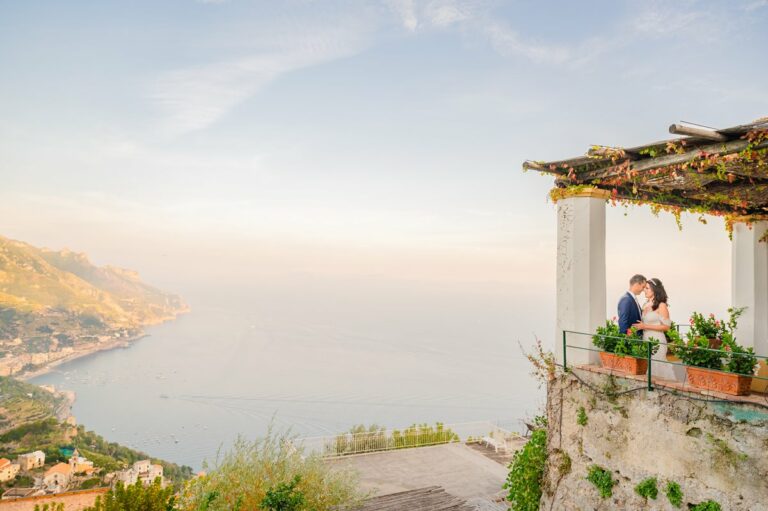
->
[555,188,608,366]
[731,219,768,355]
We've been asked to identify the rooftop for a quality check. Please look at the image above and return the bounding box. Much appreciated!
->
[45,462,73,476]
[327,442,511,509]
[357,486,472,511]
[524,117,768,218]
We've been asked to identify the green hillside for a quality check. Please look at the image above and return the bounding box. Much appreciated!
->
[0,235,186,343]
[0,376,193,487]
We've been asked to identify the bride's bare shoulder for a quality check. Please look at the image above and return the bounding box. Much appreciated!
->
[657,302,670,314]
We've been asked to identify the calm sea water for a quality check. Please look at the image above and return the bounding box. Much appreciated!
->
[32,277,548,469]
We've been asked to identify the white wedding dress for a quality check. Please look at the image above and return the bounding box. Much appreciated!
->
[642,308,684,382]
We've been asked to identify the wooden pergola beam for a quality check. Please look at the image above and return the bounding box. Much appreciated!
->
[669,122,729,142]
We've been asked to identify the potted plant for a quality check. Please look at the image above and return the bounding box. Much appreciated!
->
[676,308,757,395]
[593,320,658,375]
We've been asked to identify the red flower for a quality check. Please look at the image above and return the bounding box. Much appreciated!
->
[612,316,617,322]
[709,313,715,319]
[724,345,731,352]
[626,329,632,335]
[714,320,721,328]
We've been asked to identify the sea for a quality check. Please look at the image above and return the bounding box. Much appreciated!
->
[31,277,548,470]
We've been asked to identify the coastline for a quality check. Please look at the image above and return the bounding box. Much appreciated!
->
[17,333,149,382]
[14,307,190,382]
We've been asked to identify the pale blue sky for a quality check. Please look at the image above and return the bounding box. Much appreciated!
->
[1,0,767,332]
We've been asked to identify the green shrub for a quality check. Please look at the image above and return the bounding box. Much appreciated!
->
[576,407,588,426]
[503,429,547,511]
[586,465,615,499]
[261,475,305,511]
[634,477,658,500]
[691,500,721,511]
[177,429,362,511]
[79,477,102,490]
[34,504,64,511]
[665,481,683,508]
[83,480,174,511]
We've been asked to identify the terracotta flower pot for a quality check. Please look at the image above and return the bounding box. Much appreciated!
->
[686,366,752,396]
[599,352,648,375]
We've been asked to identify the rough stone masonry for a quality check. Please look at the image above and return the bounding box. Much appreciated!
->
[540,369,768,510]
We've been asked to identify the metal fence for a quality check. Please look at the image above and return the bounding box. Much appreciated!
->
[562,329,768,392]
[295,420,521,458]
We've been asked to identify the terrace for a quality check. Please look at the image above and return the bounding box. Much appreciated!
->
[525,116,768,403]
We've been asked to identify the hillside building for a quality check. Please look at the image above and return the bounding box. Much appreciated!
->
[43,463,73,492]
[0,459,20,482]
[16,451,45,471]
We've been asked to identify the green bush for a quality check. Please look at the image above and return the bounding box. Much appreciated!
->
[665,481,683,508]
[634,477,658,500]
[586,465,615,499]
[503,429,547,511]
[691,500,721,511]
[79,478,102,490]
[576,407,588,426]
[83,480,174,511]
[177,429,362,511]
[34,504,64,511]
[261,475,306,511]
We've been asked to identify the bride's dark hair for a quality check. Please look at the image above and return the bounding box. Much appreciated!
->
[647,278,668,311]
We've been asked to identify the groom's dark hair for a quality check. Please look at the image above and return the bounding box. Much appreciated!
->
[629,274,646,285]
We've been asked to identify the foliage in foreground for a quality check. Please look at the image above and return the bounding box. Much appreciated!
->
[261,475,306,511]
[34,504,64,511]
[586,465,615,499]
[504,428,547,511]
[178,430,362,511]
[83,480,175,511]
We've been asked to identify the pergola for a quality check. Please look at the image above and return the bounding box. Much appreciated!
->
[525,117,768,367]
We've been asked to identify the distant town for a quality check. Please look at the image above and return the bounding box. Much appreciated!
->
[1,448,165,500]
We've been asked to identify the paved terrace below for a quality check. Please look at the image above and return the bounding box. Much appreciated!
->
[326,442,514,509]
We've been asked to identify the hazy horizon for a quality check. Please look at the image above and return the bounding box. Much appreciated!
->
[2,0,764,362]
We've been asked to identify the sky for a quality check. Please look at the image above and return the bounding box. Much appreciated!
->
[1,0,768,340]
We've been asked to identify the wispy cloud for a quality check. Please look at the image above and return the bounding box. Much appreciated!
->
[387,0,419,32]
[151,24,367,135]
[744,0,768,10]
[481,20,570,65]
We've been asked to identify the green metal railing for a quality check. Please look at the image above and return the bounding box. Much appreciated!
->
[562,330,768,393]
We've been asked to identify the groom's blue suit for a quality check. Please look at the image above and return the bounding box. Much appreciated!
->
[618,292,643,337]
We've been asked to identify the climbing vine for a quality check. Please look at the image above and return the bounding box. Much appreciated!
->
[544,129,768,240]
[504,429,548,511]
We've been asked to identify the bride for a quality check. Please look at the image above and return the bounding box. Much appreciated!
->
[633,278,681,382]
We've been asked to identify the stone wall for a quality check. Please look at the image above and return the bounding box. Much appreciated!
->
[0,489,107,511]
[541,369,768,510]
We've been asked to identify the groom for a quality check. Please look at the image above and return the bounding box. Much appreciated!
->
[618,274,646,337]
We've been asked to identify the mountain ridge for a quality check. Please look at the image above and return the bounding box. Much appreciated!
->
[0,235,186,374]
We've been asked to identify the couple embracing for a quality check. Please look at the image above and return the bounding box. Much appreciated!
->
[618,274,681,381]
